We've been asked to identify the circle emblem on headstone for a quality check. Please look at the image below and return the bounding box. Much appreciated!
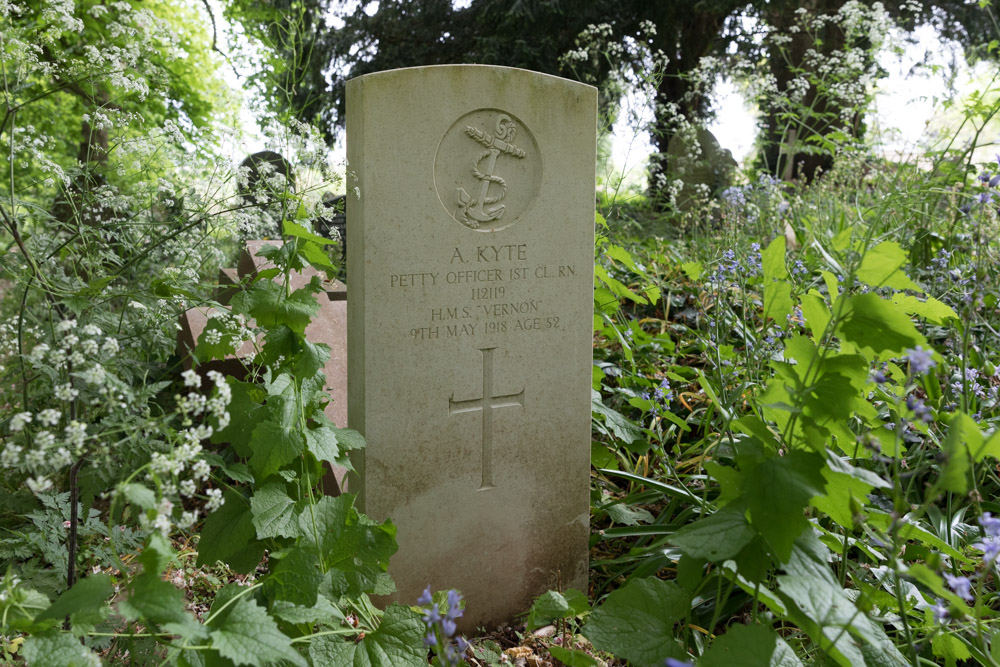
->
[434,108,541,232]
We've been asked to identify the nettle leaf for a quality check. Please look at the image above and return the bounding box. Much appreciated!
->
[264,546,322,608]
[700,623,803,666]
[525,589,590,630]
[35,574,112,624]
[583,578,690,666]
[836,293,925,359]
[745,451,826,563]
[856,241,922,292]
[232,279,320,334]
[209,597,306,667]
[197,490,265,573]
[304,495,398,598]
[248,420,304,479]
[22,631,100,667]
[308,603,425,666]
[669,503,754,562]
[250,483,301,539]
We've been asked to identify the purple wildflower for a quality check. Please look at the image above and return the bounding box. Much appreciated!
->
[980,512,1000,538]
[943,573,974,601]
[932,599,949,624]
[905,346,936,375]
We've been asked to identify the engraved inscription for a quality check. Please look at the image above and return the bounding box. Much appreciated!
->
[449,347,524,490]
[434,109,541,232]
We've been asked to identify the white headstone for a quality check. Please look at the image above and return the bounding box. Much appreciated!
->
[346,65,596,629]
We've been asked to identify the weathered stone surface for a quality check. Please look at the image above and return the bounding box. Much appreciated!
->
[346,65,596,630]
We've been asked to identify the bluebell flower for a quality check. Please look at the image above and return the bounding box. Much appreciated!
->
[905,395,933,423]
[778,200,790,215]
[989,173,1000,188]
[973,535,1000,565]
[418,586,433,606]
[979,171,991,184]
[943,573,974,601]
[872,369,888,384]
[980,512,1000,538]
[979,191,993,205]
[665,659,694,667]
[932,598,949,624]
[418,587,468,666]
[905,346,936,375]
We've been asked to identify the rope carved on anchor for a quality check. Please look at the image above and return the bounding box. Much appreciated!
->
[470,149,507,206]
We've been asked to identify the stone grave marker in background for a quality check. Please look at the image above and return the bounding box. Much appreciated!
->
[177,240,349,492]
[346,65,596,630]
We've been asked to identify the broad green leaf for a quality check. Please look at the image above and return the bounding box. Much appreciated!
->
[305,424,343,466]
[284,220,336,246]
[250,483,301,539]
[525,589,590,630]
[120,575,207,643]
[35,574,112,624]
[209,598,306,667]
[197,490,264,573]
[681,261,703,280]
[764,281,794,327]
[941,413,978,494]
[700,623,803,666]
[605,502,654,526]
[271,596,344,625]
[892,294,958,325]
[594,265,647,304]
[669,504,754,562]
[22,632,100,667]
[548,645,599,667]
[264,546,322,607]
[800,292,830,342]
[121,483,156,511]
[745,451,826,562]
[583,578,690,666]
[606,244,640,272]
[305,496,398,598]
[856,241,922,291]
[836,293,925,359]
[232,279,320,334]
[762,236,788,282]
[592,389,642,444]
[248,421,304,479]
[139,532,176,576]
[932,630,973,667]
[307,603,425,666]
[210,378,267,454]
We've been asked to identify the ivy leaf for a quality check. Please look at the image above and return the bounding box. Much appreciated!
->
[209,598,306,667]
[669,504,755,562]
[836,293,925,359]
[197,490,264,573]
[307,603,426,666]
[525,589,590,630]
[745,451,826,563]
[22,632,101,667]
[583,578,690,666]
[250,483,301,539]
[700,623,803,666]
[856,241,922,292]
[35,574,112,624]
[248,421,304,479]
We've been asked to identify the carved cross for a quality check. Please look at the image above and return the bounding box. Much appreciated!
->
[449,346,524,490]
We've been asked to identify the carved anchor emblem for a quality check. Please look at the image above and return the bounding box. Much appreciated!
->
[456,115,525,228]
